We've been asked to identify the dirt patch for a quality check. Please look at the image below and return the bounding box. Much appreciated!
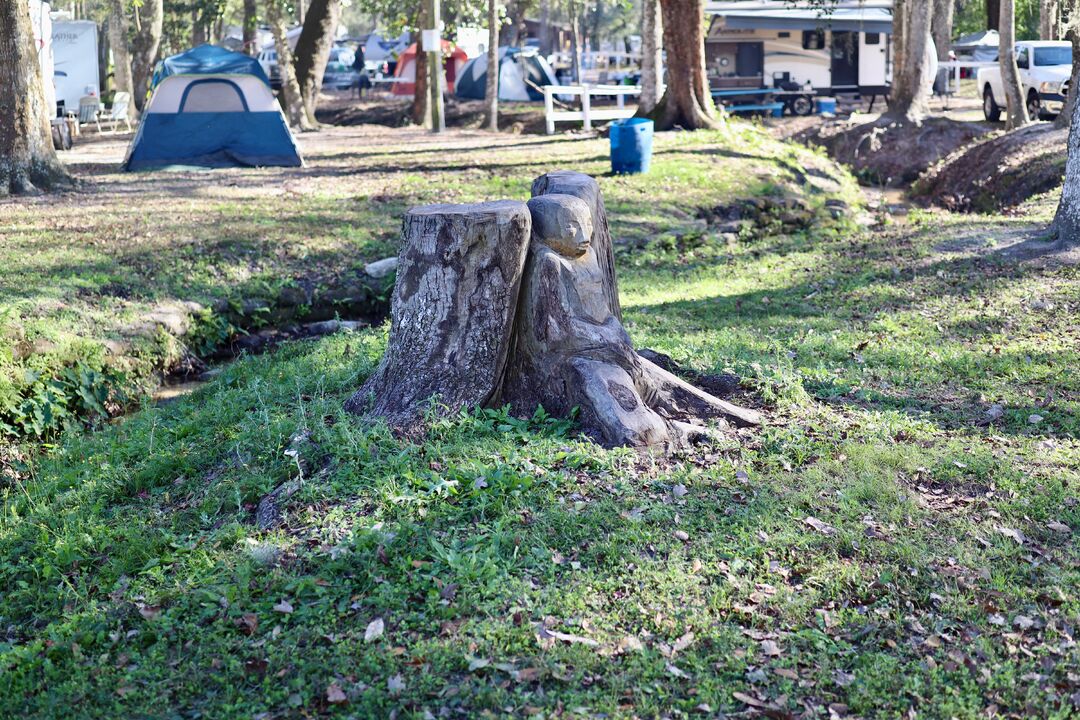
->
[913,123,1066,213]
[793,116,992,187]
[316,96,551,134]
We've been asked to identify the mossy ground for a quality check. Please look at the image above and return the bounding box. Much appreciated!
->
[0,121,1077,719]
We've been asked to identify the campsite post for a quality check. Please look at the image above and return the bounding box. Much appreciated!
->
[425,0,445,133]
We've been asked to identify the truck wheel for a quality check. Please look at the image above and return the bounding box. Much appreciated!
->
[983,87,1002,122]
[789,95,814,116]
[1026,90,1043,120]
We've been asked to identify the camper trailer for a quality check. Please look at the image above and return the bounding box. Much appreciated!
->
[52,20,99,113]
[705,0,893,112]
[29,0,56,115]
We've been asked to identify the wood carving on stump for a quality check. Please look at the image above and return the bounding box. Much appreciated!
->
[347,172,761,450]
[344,201,531,429]
[499,188,760,449]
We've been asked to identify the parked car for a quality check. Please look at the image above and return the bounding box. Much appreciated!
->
[978,40,1072,121]
[257,47,282,89]
[257,45,359,91]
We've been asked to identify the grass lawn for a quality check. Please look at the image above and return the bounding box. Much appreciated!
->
[0,120,1078,719]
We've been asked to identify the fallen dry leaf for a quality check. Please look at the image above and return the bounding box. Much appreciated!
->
[805,516,837,535]
[536,624,599,647]
[760,639,783,656]
[997,527,1026,545]
[1047,520,1071,534]
[733,691,768,708]
[666,663,690,679]
[364,618,385,643]
[326,682,348,704]
[273,600,294,614]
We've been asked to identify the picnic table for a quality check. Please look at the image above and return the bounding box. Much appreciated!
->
[711,87,815,117]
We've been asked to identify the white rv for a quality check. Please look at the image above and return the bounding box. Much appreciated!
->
[705,0,894,111]
[29,0,56,115]
[51,20,99,113]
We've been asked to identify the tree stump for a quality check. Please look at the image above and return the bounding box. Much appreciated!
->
[344,201,531,428]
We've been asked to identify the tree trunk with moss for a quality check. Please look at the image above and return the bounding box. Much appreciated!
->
[266,0,313,130]
[649,0,720,130]
[1000,0,1030,129]
[107,0,135,108]
[243,0,259,55]
[0,0,73,196]
[485,0,499,131]
[638,0,662,114]
[1053,87,1080,243]
[885,0,932,123]
[292,0,340,122]
[130,0,162,112]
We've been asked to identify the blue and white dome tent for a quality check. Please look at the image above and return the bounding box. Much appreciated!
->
[123,44,303,171]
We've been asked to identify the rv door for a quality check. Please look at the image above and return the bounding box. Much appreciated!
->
[858,31,888,89]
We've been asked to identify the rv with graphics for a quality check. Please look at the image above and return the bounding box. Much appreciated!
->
[704,0,898,114]
[51,19,100,113]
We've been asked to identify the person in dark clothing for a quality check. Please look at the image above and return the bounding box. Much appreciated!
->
[352,45,371,98]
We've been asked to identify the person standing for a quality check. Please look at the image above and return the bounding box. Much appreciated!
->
[352,44,370,98]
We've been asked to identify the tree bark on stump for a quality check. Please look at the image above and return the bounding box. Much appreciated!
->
[345,201,531,428]
[649,0,721,131]
[0,0,73,196]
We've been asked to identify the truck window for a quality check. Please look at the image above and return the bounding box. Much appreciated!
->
[1034,46,1072,66]
[865,32,880,45]
[1016,48,1028,69]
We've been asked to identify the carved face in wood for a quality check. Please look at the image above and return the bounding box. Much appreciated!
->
[526,194,594,259]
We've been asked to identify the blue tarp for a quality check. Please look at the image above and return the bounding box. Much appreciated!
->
[152,44,270,89]
[124,112,303,170]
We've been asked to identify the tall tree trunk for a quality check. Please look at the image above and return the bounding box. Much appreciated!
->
[292,0,341,121]
[1041,0,1060,38]
[108,0,134,110]
[932,0,954,62]
[98,20,110,93]
[987,0,1001,30]
[243,0,259,55]
[485,0,499,131]
[638,0,662,114]
[885,0,932,123]
[893,0,908,85]
[568,0,581,84]
[0,0,72,195]
[426,0,444,133]
[1054,0,1078,129]
[191,9,206,46]
[649,0,720,130]
[1053,88,1080,243]
[413,49,429,125]
[538,0,551,55]
[266,0,312,130]
[1000,0,1030,128]
[130,0,162,112]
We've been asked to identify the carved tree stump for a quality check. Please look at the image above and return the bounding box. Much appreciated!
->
[344,201,531,429]
[531,170,622,322]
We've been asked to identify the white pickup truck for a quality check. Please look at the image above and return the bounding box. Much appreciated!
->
[979,40,1072,121]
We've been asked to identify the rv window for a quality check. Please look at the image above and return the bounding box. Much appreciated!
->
[865,32,880,45]
[802,30,825,50]
[778,31,790,38]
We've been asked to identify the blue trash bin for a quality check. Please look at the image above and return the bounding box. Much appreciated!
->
[815,97,837,114]
[610,118,653,174]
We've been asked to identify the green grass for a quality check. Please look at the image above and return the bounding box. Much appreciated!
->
[0,122,1078,718]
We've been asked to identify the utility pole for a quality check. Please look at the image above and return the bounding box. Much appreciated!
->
[425,0,445,133]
